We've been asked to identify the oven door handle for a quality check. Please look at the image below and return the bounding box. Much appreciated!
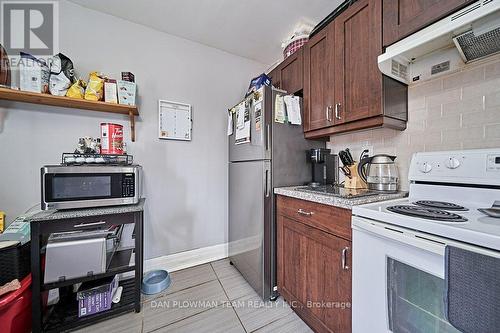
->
[352,217,445,255]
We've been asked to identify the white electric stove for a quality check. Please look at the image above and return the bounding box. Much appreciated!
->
[351,148,500,333]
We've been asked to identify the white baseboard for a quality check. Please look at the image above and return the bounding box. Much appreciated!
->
[144,243,228,273]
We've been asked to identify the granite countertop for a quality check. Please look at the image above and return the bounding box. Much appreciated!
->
[274,186,407,209]
[27,198,145,222]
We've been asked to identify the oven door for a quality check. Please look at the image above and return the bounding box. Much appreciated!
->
[352,216,461,333]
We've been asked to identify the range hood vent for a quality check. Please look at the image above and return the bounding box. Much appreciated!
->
[378,0,500,85]
[453,11,500,62]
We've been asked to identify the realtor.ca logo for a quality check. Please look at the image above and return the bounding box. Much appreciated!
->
[1,0,59,57]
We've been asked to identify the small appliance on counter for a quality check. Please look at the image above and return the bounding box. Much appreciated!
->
[358,154,399,192]
[307,148,339,187]
[44,228,120,284]
[41,164,142,210]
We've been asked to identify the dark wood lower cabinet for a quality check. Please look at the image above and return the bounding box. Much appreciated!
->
[277,195,352,333]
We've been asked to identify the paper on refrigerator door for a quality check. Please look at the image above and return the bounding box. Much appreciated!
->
[274,95,286,123]
[284,95,302,125]
[227,111,233,136]
[236,103,246,129]
[255,102,262,131]
[235,103,250,145]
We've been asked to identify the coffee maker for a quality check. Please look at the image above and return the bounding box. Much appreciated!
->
[307,148,339,187]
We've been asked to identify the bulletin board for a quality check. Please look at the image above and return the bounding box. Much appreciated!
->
[158,100,192,141]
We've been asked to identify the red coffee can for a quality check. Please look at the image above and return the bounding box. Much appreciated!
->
[100,123,124,154]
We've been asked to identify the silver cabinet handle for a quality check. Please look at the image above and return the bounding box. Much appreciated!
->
[74,221,106,228]
[335,103,341,120]
[342,246,350,270]
[326,106,333,122]
[297,209,314,216]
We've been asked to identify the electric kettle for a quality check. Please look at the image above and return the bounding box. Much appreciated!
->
[358,154,399,192]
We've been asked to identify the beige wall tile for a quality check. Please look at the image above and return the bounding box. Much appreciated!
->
[485,90,500,109]
[426,88,461,107]
[462,109,500,128]
[462,77,500,100]
[442,126,484,144]
[409,78,443,99]
[425,114,461,130]
[408,96,426,111]
[485,60,500,80]
[463,138,500,149]
[485,124,500,139]
[443,66,484,90]
[442,96,484,115]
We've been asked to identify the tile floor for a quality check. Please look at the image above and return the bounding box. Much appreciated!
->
[75,259,313,333]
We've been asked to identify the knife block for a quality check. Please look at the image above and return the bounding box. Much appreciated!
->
[344,162,368,189]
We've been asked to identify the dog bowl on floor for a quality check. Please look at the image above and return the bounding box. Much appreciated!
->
[141,270,171,295]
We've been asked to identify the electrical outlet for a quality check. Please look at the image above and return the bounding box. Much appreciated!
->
[361,145,373,158]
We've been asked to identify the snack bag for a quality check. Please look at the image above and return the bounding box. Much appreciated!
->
[84,71,105,101]
[66,79,87,99]
[19,52,50,93]
[49,53,75,96]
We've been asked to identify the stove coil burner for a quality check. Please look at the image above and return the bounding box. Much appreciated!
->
[387,205,468,222]
[413,200,469,211]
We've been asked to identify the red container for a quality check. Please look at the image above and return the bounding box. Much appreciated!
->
[283,37,308,59]
[0,274,32,333]
[100,123,124,155]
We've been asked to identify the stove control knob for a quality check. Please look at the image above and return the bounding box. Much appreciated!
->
[446,157,460,169]
[419,162,432,173]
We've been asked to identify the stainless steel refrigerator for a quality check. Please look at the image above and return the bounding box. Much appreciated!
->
[228,85,324,300]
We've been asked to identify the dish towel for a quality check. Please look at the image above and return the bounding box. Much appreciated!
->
[445,245,500,333]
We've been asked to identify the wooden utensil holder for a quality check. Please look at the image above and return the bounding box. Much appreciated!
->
[344,162,368,189]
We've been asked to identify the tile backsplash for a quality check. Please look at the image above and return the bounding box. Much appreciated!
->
[327,56,500,191]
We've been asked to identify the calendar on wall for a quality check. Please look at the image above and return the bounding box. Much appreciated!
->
[158,100,192,141]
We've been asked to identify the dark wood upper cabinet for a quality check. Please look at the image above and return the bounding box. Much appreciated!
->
[382,0,475,47]
[277,195,352,333]
[303,0,408,139]
[268,48,303,95]
[281,48,303,94]
[268,67,281,90]
[334,0,382,124]
[303,24,336,132]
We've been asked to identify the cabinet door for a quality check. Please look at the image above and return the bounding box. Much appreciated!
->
[280,48,303,94]
[277,214,352,333]
[303,24,335,132]
[383,0,474,47]
[334,0,382,124]
[268,66,281,89]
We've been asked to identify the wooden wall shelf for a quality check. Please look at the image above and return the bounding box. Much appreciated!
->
[0,87,139,141]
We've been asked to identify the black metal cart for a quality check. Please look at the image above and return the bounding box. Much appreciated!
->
[29,200,144,332]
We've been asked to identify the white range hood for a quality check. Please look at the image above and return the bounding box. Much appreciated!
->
[378,0,500,85]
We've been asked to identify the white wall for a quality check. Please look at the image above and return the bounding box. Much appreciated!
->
[327,56,500,190]
[0,1,266,259]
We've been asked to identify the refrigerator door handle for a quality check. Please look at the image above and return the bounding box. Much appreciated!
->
[266,124,270,152]
[265,169,270,197]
